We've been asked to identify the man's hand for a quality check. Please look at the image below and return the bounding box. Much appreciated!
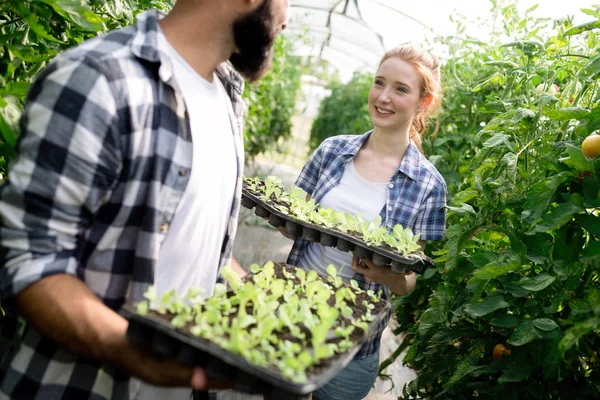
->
[350,256,417,295]
[14,274,233,389]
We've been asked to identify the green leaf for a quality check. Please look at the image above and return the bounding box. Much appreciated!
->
[518,273,556,292]
[583,54,600,77]
[522,233,553,264]
[443,357,483,388]
[559,316,600,354]
[451,188,479,204]
[0,82,31,98]
[546,107,591,121]
[559,144,595,173]
[570,298,592,317]
[490,314,520,328]
[587,288,600,316]
[521,172,572,224]
[532,318,559,331]
[37,0,105,31]
[509,320,540,346]
[464,296,510,317]
[471,72,501,92]
[483,133,515,150]
[0,114,17,147]
[421,267,437,280]
[581,241,600,265]
[526,201,584,234]
[473,256,521,280]
[498,362,532,383]
[446,204,477,216]
[444,223,478,270]
[502,152,518,180]
[503,283,531,298]
[574,214,600,237]
[417,287,453,337]
[564,20,600,36]
[13,2,63,44]
[466,277,488,301]
[511,108,536,123]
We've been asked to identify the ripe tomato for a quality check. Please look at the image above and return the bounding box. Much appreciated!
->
[582,133,600,159]
[493,343,511,359]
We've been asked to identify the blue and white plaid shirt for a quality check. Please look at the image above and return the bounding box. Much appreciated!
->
[0,10,245,400]
[287,132,447,358]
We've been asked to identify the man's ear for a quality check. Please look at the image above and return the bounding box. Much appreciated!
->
[244,0,265,11]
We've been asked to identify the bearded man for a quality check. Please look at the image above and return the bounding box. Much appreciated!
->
[0,0,289,398]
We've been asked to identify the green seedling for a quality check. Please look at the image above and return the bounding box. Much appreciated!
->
[136,261,383,384]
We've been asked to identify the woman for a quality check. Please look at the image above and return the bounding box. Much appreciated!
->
[286,46,447,400]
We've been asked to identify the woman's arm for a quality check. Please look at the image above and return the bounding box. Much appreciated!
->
[350,256,417,295]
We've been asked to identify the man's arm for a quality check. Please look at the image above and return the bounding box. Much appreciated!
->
[14,274,217,388]
[0,58,233,390]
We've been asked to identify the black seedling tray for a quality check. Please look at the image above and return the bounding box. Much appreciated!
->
[241,189,433,274]
[122,302,390,399]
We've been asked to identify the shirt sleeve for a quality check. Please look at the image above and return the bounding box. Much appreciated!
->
[0,56,122,304]
[295,140,327,196]
[413,182,447,241]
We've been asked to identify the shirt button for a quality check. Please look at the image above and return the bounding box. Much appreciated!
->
[160,223,169,233]
[387,206,393,211]
[179,169,188,177]
[389,183,394,188]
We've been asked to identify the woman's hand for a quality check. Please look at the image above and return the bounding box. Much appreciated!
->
[276,225,296,240]
[350,256,417,295]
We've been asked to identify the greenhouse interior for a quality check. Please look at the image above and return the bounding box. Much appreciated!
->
[0,0,599,399]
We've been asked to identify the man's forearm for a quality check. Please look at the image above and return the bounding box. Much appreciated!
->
[14,274,212,388]
[15,274,128,363]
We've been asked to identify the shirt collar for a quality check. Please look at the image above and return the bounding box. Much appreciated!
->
[336,130,422,180]
[130,9,244,95]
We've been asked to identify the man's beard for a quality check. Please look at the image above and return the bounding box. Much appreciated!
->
[230,0,276,82]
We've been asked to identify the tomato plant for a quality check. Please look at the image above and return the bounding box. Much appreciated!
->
[400,4,600,399]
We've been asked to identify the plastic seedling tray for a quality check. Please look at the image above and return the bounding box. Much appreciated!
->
[241,189,433,274]
[121,301,390,399]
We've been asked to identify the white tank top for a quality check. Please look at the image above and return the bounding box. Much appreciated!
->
[299,160,387,280]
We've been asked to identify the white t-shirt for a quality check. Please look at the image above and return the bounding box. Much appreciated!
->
[135,34,237,400]
[153,39,237,300]
[300,160,387,281]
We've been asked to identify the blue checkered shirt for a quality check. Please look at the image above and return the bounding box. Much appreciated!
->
[287,132,447,358]
[0,10,245,400]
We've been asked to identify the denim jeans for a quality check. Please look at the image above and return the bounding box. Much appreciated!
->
[313,352,380,400]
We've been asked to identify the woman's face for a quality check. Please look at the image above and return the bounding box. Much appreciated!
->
[368,57,424,131]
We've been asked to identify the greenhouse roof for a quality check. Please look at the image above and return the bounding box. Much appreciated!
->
[285,0,437,79]
[284,0,596,81]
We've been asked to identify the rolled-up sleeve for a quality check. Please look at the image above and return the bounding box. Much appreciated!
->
[0,57,122,303]
[413,183,447,241]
